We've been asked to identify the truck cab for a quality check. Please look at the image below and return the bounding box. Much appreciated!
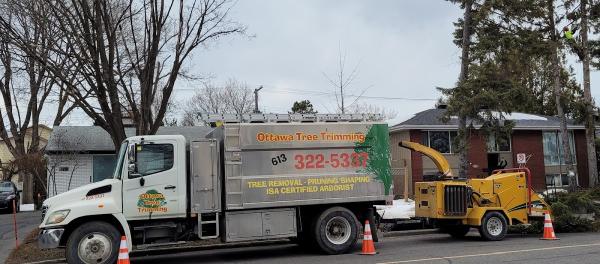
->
[39,114,392,264]
[39,135,188,262]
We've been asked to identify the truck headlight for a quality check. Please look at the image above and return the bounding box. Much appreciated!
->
[46,210,70,225]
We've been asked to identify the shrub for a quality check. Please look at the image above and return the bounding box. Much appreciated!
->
[547,189,600,232]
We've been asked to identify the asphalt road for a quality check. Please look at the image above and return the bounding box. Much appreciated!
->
[0,210,41,262]
[132,231,600,264]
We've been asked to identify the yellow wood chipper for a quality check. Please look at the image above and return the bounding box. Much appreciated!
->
[399,141,550,241]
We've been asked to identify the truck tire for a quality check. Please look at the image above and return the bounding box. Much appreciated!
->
[478,212,507,241]
[444,225,471,238]
[313,206,360,255]
[66,221,121,264]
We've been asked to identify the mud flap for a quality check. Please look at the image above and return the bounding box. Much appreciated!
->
[367,207,378,242]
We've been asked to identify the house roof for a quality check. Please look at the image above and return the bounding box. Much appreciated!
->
[390,109,587,132]
[2,124,53,140]
[46,126,214,153]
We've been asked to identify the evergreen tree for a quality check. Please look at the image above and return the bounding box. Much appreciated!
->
[290,100,317,114]
[444,0,585,185]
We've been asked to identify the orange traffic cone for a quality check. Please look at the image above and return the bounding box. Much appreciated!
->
[360,220,377,255]
[540,211,559,240]
[117,236,131,264]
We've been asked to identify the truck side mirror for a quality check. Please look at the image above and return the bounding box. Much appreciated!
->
[128,144,137,164]
[127,144,141,178]
[128,163,136,174]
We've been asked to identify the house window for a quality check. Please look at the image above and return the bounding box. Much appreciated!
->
[59,167,69,172]
[93,155,117,182]
[545,174,571,187]
[424,131,457,154]
[131,144,174,178]
[487,132,511,152]
[542,131,576,165]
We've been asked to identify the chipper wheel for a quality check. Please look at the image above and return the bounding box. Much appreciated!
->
[478,211,508,241]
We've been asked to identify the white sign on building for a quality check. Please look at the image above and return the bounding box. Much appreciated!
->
[516,153,527,164]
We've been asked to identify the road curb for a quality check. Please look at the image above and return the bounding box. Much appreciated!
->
[381,229,439,238]
[24,258,66,264]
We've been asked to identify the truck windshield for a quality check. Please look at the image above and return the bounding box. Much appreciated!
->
[112,141,128,179]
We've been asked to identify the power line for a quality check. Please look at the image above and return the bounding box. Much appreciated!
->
[262,87,437,101]
[172,84,438,101]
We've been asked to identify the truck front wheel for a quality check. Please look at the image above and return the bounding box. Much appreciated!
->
[313,207,360,254]
[66,221,121,264]
[479,212,508,241]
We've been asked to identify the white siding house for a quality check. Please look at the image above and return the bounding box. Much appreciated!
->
[47,154,93,196]
[45,126,212,197]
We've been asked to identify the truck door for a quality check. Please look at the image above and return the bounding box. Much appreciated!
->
[122,137,186,220]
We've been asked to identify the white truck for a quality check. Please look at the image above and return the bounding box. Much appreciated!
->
[38,114,393,264]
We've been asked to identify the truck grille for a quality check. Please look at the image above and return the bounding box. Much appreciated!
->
[444,185,468,216]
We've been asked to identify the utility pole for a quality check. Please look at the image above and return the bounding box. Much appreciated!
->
[254,86,263,113]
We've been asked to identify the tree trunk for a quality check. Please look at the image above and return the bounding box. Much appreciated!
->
[580,0,598,187]
[457,0,473,179]
[549,0,576,191]
[21,171,34,204]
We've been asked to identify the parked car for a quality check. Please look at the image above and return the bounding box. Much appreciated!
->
[0,181,20,213]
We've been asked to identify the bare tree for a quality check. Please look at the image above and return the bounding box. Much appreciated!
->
[322,46,362,114]
[182,79,254,125]
[0,0,75,203]
[121,0,246,135]
[0,0,246,148]
[346,102,398,121]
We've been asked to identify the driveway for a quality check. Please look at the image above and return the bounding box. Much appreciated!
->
[0,210,41,263]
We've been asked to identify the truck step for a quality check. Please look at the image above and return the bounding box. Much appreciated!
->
[199,213,219,239]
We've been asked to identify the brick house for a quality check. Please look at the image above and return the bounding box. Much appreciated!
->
[389,108,594,196]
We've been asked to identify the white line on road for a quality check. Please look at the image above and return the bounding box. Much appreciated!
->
[377,242,600,264]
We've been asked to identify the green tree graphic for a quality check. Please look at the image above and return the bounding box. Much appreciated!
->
[355,124,392,195]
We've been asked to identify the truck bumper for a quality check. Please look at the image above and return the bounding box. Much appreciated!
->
[38,228,64,249]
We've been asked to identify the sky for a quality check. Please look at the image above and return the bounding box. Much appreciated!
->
[159,0,464,126]
[56,0,600,126]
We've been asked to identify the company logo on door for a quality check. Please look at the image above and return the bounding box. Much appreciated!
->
[137,189,168,213]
